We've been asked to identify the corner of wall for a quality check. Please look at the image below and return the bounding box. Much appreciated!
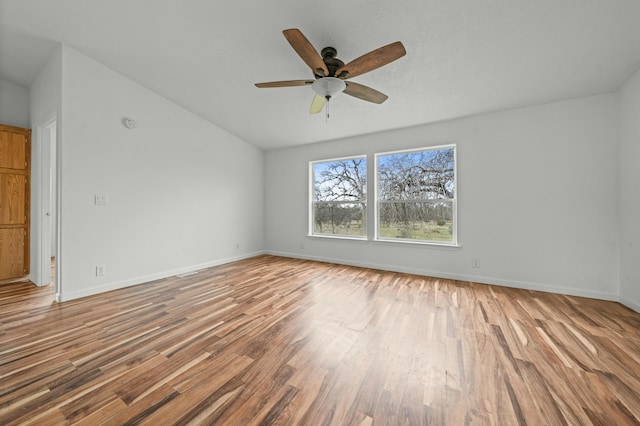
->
[619,295,640,313]
[618,67,640,313]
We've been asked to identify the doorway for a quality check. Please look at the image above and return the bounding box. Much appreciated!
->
[38,114,59,294]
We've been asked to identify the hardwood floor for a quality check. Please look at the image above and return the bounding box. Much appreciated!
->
[1,255,640,425]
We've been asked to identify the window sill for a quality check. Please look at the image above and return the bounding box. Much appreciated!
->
[306,234,461,248]
[307,234,369,242]
[373,238,461,248]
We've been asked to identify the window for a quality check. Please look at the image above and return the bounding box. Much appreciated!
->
[310,156,367,238]
[376,145,456,244]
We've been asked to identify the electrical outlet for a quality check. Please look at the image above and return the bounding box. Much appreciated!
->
[235,242,240,249]
[96,265,106,276]
[300,242,305,250]
[472,258,480,268]
[94,195,109,205]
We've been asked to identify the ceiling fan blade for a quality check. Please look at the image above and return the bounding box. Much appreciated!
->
[283,29,329,77]
[343,82,388,104]
[310,95,327,114]
[255,80,314,88]
[335,41,406,79]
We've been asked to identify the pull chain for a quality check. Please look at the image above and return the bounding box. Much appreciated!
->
[325,96,330,122]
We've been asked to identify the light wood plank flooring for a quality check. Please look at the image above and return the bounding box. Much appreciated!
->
[1,255,640,425]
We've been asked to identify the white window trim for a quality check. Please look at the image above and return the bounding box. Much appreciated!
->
[309,155,368,239]
[374,144,458,246]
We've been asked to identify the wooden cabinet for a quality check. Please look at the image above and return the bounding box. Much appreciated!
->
[0,124,30,282]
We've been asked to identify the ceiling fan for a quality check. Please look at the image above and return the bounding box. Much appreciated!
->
[255,29,406,115]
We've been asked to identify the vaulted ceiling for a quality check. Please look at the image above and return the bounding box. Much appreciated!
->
[1,0,640,150]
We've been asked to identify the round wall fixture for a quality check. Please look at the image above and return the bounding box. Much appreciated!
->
[122,118,137,129]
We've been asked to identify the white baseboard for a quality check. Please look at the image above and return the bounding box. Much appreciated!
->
[55,249,628,310]
[55,251,265,302]
[265,250,619,302]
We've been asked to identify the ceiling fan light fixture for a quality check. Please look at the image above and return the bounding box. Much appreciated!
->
[311,77,346,99]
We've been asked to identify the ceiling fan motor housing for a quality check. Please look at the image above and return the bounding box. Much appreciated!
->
[319,47,345,78]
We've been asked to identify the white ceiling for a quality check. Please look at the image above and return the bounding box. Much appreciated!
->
[1,0,640,150]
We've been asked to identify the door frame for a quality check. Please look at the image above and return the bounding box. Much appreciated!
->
[36,111,61,296]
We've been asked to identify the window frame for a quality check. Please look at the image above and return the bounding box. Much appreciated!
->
[374,144,458,246]
[309,155,368,240]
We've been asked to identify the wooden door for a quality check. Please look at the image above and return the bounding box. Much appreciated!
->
[0,124,30,282]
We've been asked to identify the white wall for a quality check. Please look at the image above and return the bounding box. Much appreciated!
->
[0,78,29,128]
[20,44,632,307]
[619,69,640,311]
[265,94,620,300]
[29,46,62,286]
[57,46,264,301]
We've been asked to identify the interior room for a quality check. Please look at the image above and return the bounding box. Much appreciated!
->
[1,1,639,424]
